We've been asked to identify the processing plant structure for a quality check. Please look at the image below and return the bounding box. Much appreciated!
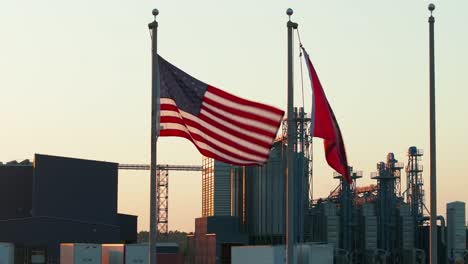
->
[1,107,466,264]
[187,107,466,264]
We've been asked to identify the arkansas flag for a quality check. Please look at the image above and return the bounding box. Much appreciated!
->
[301,48,351,183]
[158,55,284,166]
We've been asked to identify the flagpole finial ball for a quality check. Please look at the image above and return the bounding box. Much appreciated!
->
[152,9,159,16]
[286,8,293,16]
[428,3,435,12]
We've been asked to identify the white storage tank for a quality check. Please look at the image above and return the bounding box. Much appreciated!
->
[60,243,102,264]
[447,201,466,259]
[0,243,14,264]
[399,204,414,250]
[361,203,377,251]
[125,244,149,264]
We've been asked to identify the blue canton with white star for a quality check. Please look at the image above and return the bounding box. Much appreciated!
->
[158,55,207,116]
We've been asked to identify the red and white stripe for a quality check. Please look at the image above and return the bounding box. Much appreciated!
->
[159,86,284,165]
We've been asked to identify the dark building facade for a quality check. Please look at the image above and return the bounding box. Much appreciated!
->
[0,154,137,263]
[0,165,33,219]
[32,154,118,224]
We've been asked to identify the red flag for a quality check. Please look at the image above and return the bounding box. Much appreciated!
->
[302,48,351,183]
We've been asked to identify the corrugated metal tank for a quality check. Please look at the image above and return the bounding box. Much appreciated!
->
[213,160,231,216]
[232,141,309,244]
[322,202,339,247]
[360,203,378,251]
[230,142,286,242]
[244,143,286,243]
[399,203,415,250]
[447,201,466,259]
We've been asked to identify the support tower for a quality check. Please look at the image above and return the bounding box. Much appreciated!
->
[281,107,312,242]
[371,153,403,254]
[334,167,362,253]
[405,146,425,247]
[157,169,169,234]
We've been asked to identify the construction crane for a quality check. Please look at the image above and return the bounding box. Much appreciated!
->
[119,164,202,234]
[119,164,202,171]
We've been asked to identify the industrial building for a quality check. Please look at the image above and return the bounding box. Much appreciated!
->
[1,112,465,263]
[0,154,137,263]
[187,107,467,264]
[188,158,249,263]
[188,108,312,263]
[232,140,309,246]
[202,158,232,217]
[447,201,466,261]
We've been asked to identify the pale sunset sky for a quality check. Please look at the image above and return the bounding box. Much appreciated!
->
[1,1,467,232]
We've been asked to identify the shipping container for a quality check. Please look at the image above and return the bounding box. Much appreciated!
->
[0,243,14,264]
[231,244,333,264]
[232,245,280,264]
[60,243,101,264]
[125,244,148,264]
[102,244,124,264]
[98,244,181,264]
[30,249,46,264]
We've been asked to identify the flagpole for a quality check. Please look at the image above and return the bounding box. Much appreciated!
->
[428,3,437,264]
[148,8,160,264]
[286,8,298,264]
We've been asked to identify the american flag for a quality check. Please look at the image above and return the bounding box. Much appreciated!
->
[158,55,284,165]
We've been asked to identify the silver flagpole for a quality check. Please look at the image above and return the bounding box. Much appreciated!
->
[286,8,298,264]
[148,8,160,264]
[428,3,437,264]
